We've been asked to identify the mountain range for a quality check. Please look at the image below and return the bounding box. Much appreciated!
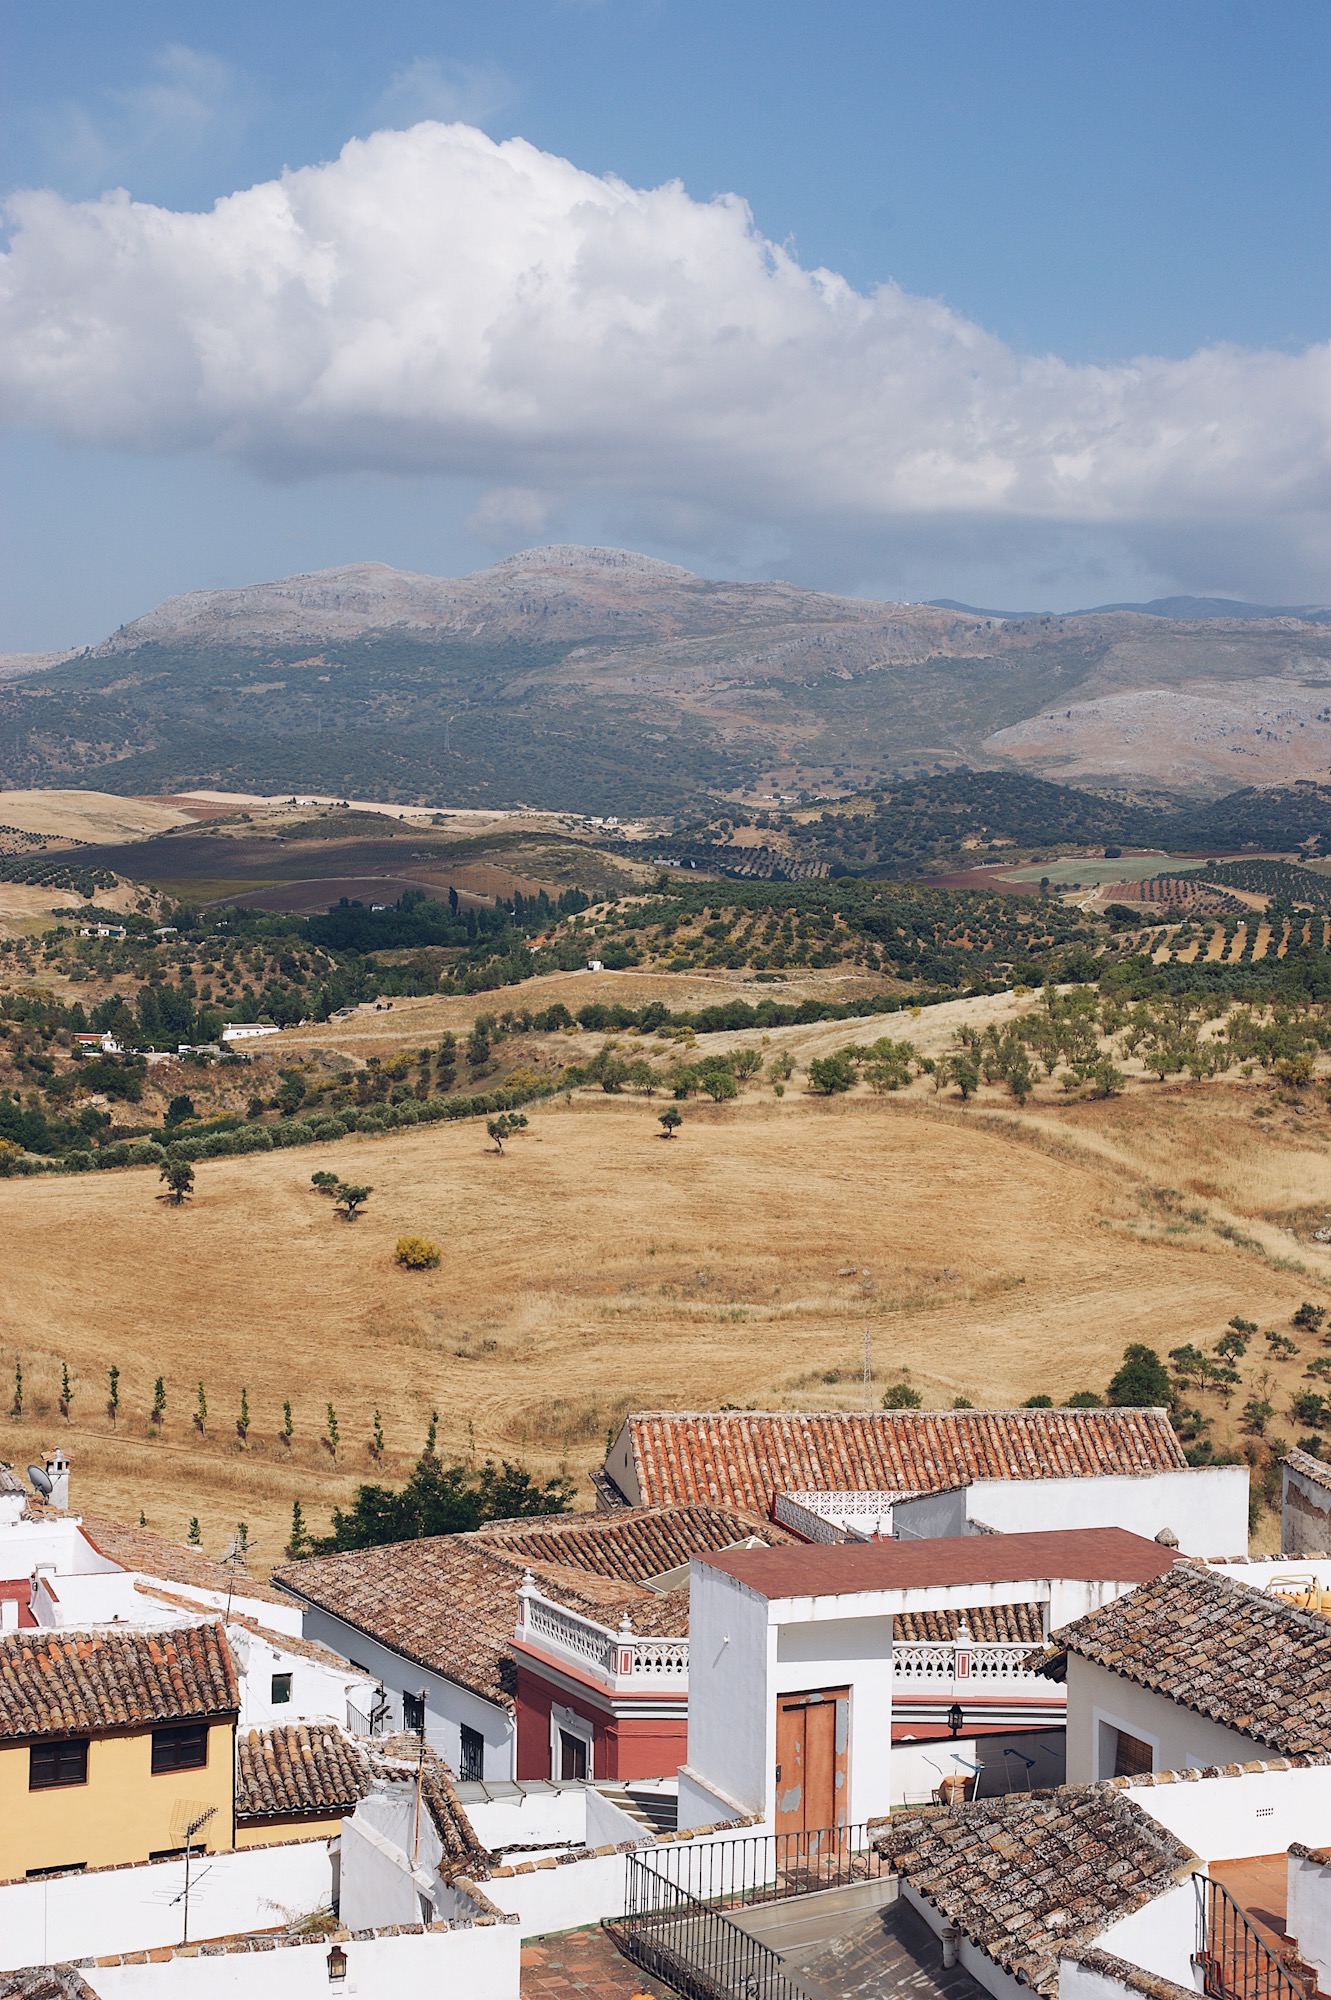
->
[2,546,1330,813]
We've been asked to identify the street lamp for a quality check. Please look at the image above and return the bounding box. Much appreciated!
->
[947,1702,964,1739]
[326,1943,348,1984]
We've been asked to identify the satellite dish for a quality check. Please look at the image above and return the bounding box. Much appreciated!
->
[27,1465,53,1499]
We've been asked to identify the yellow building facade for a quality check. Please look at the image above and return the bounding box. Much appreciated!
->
[0,1619,239,1882]
[0,1719,236,1879]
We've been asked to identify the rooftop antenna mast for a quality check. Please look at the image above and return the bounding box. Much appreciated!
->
[169,1803,217,1943]
[219,1528,256,1622]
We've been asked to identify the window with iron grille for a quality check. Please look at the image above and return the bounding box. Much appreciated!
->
[151,1723,209,1774]
[459,1724,484,1784]
[29,1739,88,1790]
[403,1689,426,1734]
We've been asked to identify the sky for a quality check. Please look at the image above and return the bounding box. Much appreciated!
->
[1,0,1329,649]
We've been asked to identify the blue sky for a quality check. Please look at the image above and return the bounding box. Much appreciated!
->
[2,0,1328,647]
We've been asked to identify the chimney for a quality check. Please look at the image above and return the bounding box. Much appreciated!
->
[44,1449,70,1510]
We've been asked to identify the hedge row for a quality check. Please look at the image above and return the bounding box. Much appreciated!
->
[3,1078,561,1177]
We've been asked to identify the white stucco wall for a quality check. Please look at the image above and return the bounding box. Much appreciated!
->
[1125,1764,1331,1863]
[85,1923,520,2000]
[1095,1879,1199,1987]
[684,1565,772,1821]
[294,1606,514,1778]
[1064,1655,1266,1786]
[0,1842,334,1972]
[892,1489,970,1540]
[1288,1849,1331,1990]
[956,1471,1249,1560]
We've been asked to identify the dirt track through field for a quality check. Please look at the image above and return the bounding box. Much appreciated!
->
[1,1081,1323,1564]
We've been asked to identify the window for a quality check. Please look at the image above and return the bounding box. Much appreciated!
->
[558,1729,589,1782]
[149,1847,190,1862]
[29,1739,88,1790]
[459,1725,484,1784]
[26,1862,86,1878]
[271,1673,293,1705]
[151,1724,209,1774]
[1112,1728,1154,1779]
[402,1689,426,1734]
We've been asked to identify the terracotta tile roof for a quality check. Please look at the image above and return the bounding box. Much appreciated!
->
[133,1583,367,1673]
[236,1723,371,1819]
[613,1409,1186,1512]
[894,1601,1045,1644]
[371,1735,492,1883]
[274,1537,679,1707]
[877,1786,1196,1994]
[78,1516,289,1605]
[1038,1562,1331,1756]
[0,1621,238,1741]
[0,1463,27,1496]
[1284,1446,1331,1494]
[477,1502,796,1581]
[701,1528,1180,1601]
[0,1971,97,2000]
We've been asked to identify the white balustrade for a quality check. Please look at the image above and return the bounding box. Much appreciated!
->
[891,1640,1045,1687]
[517,1580,690,1685]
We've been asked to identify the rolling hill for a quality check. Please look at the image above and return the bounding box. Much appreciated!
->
[3,546,1331,811]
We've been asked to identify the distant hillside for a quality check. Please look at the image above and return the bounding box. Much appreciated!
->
[3,546,1331,810]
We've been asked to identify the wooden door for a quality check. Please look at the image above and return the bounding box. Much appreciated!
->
[775,1687,849,1834]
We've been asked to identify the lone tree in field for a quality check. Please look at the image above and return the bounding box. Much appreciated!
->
[334,1182,372,1220]
[311,1170,339,1196]
[487,1112,527,1154]
[107,1366,120,1426]
[160,1159,195,1205]
[658,1107,683,1138]
[150,1376,166,1427]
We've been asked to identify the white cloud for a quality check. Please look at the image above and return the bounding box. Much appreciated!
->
[376,57,514,130]
[0,120,1327,577]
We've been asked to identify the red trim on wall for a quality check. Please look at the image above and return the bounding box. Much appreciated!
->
[514,1665,687,1783]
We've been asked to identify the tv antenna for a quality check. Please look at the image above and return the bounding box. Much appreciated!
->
[219,1529,256,1621]
[169,1803,217,1943]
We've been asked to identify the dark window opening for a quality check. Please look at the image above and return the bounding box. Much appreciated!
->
[402,1689,426,1734]
[26,1862,87,1878]
[459,1724,484,1784]
[1112,1728,1154,1778]
[151,1723,209,1774]
[149,1847,190,1862]
[558,1729,589,1782]
[271,1673,293,1705]
[29,1739,89,1790]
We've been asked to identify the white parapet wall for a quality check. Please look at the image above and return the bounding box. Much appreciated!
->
[1122,1759,1331,1863]
[1288,1846,1331,1993]
[893,1469,1251,1559]
[0,1841,335,1973]
[84,1920,520,2000]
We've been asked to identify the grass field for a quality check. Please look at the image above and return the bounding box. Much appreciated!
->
[2,1027,1328,1564]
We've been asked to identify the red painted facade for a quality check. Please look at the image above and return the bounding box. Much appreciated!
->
[513,1661,688,1784]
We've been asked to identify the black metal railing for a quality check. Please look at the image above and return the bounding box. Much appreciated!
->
[647,1822,886,1910]
[1194,1874,1309,2000]
[606,1823,887,1999]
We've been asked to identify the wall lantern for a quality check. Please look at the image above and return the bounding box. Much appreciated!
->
[327,1943,348,1984]
[947,1702,964,1739]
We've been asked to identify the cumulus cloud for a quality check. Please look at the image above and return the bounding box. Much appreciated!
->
[1,120,1327,568]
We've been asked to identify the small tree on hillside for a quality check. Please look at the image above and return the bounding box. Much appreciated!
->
[883,1381,923,1409]
[807,1053,855,1096]
[107,1365,120,1426]
[194,1380,207,1435]
[1107,1343,1172,1409]
[311,1170,340,1196]
[151,1376,166,1427]
[334,1182,372,1220]
[59,1362,74,1420]
[487,1113,527,1154]
[11,1357,22,1421]
[658,1107,683,1138]
[286,1500,310,1560]
[160,1159,195,1205]
[187,1516,202,1546]
[325,1403,340,1459]
[282,1399,294,1445]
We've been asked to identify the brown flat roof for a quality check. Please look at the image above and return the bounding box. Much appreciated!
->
[698,1528,1180,1600]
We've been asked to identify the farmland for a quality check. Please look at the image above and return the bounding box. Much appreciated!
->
[1,996,1329,1565]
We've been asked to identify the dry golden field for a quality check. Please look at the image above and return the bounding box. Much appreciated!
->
[2,1026,1329,1563]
